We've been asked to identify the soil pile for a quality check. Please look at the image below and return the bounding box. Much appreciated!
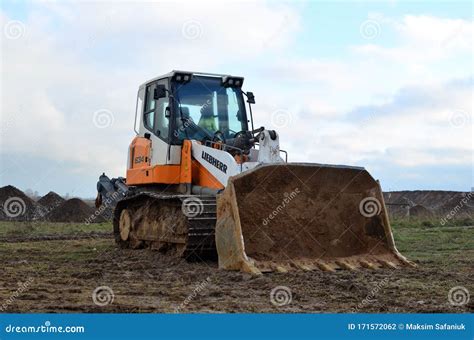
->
[437,193,474,219]
[409,205,434,219]
[0,185,46,221]
[46,198,105,223]
[38,191,65,213]
[384,190,474,219]
[82,199,113,221]
[386,205,409,219]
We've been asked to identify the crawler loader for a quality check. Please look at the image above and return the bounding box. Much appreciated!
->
[96,70,413,274]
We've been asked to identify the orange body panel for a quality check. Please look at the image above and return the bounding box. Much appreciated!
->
[192,160,224,190]
[180,140,192,184]
[127,165,181,185]
[129,136,151,169]
[126,138,224,190]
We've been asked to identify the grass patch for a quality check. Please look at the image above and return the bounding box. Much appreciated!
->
[2,219,473,269]
[0,221,112,237]
[392,219,474,264]
[1,238,114,261]
[391,217,474,229]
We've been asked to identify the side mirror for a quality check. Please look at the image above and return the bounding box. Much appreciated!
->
[165,107,171,118]
[154,85,167,100]
[246,91,255,104]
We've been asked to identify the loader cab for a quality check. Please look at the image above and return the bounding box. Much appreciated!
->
[133,71,250,168]
[170,72,249,143]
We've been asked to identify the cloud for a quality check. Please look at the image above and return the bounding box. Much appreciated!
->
[33,1,301,66]
[256,14,472,116]
[284,78,472,171]
[249,15,472,181]
[0,5,472,195]
[354,14,472,67]
[0,2,301,195]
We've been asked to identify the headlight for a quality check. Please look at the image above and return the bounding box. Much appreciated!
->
[222,76,244,88]
[173,72,193,83]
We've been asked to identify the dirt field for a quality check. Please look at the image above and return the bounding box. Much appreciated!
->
[0,220,472,313]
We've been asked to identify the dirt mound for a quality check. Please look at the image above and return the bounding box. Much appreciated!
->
[384,190,461,209]
[386,205,409,219]
[409,205,434,219]
[83,198,114,221]
[38,191,65,213]
[437,192,474,219]
[46,198,104,223]
[0,185,46,221]
[384,190,474,219]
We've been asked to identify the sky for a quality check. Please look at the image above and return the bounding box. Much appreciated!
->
[0,0,472,198]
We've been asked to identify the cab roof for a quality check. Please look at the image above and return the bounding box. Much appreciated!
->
[139,70,243,90]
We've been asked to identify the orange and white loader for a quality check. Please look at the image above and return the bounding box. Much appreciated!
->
[96,70,413,274]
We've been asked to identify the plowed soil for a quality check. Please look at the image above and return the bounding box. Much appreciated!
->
[0,221,472,313]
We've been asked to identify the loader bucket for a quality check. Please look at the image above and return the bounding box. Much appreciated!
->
[215,163,413,274]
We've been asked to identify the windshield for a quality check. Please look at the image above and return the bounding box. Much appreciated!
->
[172,76,248,141]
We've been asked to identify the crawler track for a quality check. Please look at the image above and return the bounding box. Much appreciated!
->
[113,191,217,259]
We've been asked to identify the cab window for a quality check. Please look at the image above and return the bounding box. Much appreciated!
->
[144,81,169,139]
[144,84,156,130]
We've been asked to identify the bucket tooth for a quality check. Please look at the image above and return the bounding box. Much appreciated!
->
[294,261,313,271]
[378,259,398,269]
[394,253,417,267]
[359,260,377,270]
[335,260,357,271]
[259,267,274,273]
[303,262,318,271]
[274,265,289,273]
[254,261,273,273]
[242,261,262,275]
[315,260,335,272]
